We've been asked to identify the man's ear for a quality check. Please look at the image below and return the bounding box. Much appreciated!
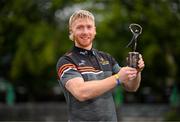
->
[69,34,74,41]
[69,30,74,41]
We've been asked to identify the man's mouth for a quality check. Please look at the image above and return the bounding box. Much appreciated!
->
[81,36,89,40]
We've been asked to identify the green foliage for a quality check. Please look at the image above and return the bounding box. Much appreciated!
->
[0,0,180,102]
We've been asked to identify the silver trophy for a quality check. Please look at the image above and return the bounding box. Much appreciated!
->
[127,23,142,68]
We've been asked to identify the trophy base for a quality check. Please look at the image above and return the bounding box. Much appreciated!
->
[127,52,139,68]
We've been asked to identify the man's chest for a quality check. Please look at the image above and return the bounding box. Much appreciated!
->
[71,55,113,81]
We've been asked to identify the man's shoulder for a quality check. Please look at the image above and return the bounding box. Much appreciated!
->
[56,50,74,70]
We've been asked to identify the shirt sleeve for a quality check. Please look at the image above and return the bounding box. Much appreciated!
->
[112,58,121,74]
[107,54,121,74]
[56,56,82,87]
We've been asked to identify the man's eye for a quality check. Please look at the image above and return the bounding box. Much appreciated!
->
[77,26,83,29]
[87,25,92,29]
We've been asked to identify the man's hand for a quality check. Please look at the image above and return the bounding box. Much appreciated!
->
[137,54,145,72]
[118,67,137,83]
[117,54,144,91]
[117,54,144,83]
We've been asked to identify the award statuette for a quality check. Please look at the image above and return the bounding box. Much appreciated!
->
[126,23,142,68]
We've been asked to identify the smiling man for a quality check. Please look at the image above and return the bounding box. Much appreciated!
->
[56,10,145,122]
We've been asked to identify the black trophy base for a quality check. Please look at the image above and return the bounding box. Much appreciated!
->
[127,52,139,68]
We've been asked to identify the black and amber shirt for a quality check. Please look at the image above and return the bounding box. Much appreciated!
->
[56,46,121,122]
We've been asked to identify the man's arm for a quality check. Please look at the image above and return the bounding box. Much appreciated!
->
[65,67,137,102]
[65,75,117,102]
[64,55,144,102]
[121,72,141,92]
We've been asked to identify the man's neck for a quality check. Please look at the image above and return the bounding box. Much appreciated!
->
[75,44,92,50]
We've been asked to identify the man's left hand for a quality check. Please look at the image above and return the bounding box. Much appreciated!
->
[138,54,145,72]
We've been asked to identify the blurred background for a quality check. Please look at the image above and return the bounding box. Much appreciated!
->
[0,0,180,121]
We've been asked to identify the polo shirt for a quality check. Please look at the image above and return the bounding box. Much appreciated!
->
[56,46,121,121]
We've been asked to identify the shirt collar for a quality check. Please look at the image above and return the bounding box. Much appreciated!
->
[72,46,95,56]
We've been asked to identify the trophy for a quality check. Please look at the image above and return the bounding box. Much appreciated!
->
[126,23,142,68]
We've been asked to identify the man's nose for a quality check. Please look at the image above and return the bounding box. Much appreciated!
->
[82,27,88,33]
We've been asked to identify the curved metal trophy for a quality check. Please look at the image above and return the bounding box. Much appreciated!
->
[127,23,142,68]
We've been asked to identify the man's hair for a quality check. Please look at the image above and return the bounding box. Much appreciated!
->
[69,10,95,41]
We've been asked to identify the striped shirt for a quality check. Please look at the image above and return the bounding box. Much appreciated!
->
[56,46,121,122]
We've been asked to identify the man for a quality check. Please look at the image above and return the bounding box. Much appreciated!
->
[56,10,145,121]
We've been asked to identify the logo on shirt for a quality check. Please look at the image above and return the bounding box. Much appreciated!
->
[79,51,88,55]
[99,57,109,65]
[78,60,86,66]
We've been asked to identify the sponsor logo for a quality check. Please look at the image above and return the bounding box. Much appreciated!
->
[99,57,109,65]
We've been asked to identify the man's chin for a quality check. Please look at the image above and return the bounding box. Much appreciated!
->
[81,40,92,45]
[80,42,92,48]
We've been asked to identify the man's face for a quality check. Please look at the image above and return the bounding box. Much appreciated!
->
[70,18,96,49]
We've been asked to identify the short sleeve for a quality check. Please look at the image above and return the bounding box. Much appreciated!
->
[56,56,82,87]
[108,54,121,74]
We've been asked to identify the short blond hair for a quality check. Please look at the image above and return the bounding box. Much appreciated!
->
[69,10,95,41]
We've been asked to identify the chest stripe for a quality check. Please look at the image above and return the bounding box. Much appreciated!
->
[81,71,103,75]
[77,66,96,70]
[77,66,100,73]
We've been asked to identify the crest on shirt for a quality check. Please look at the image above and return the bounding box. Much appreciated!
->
[78,60,86,66]
[99,57,109,65]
